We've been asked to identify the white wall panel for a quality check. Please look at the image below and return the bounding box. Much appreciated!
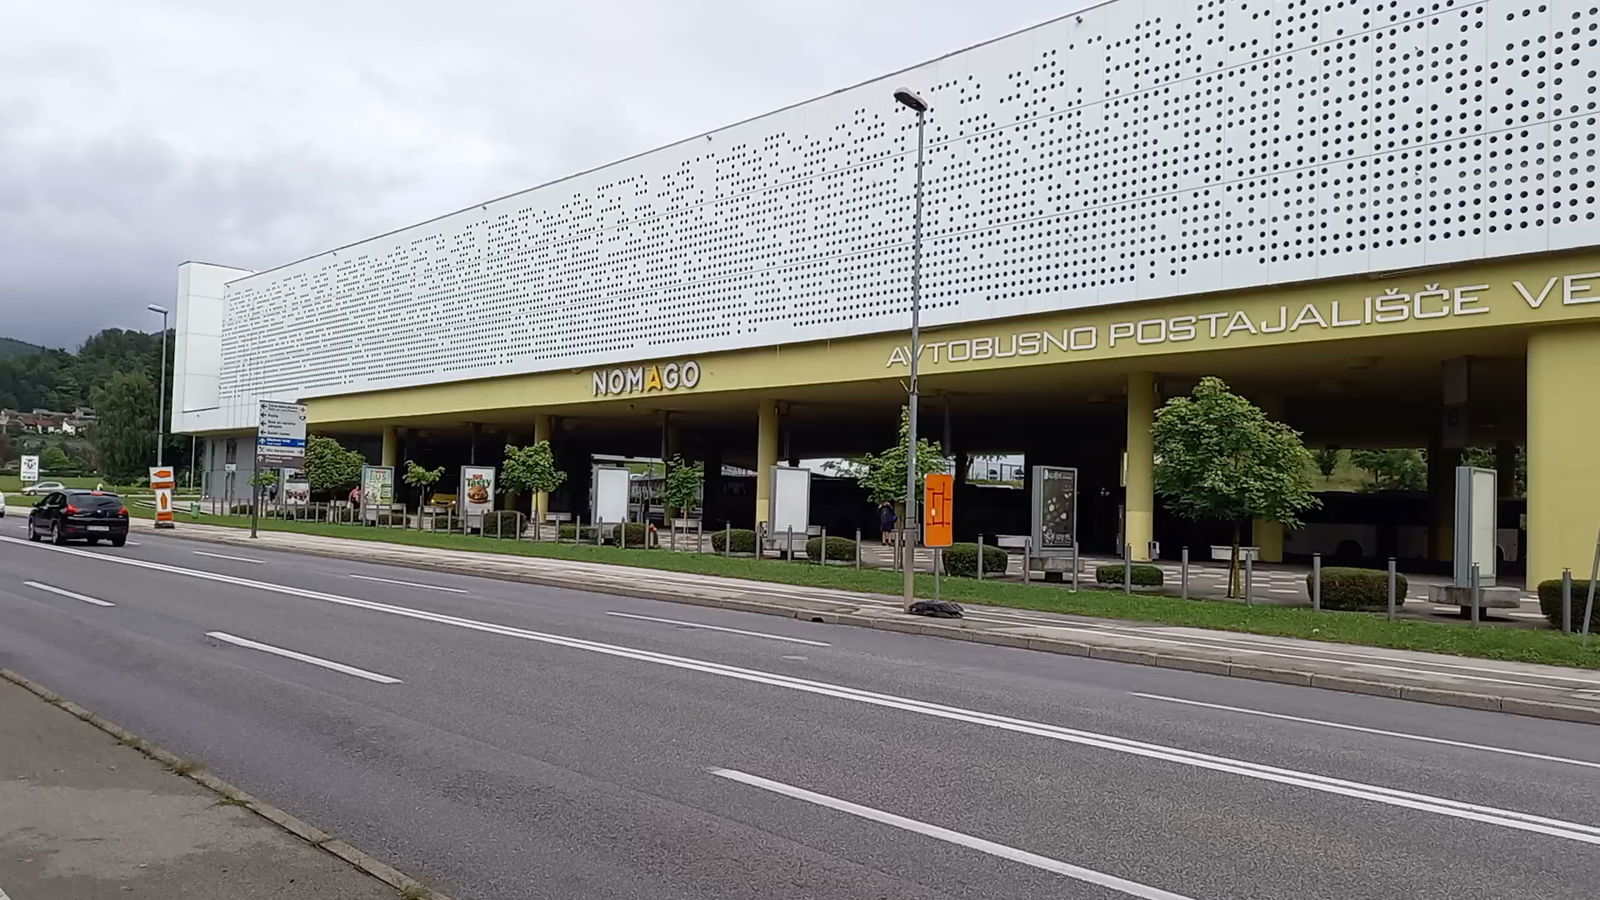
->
[197,0,1600,421]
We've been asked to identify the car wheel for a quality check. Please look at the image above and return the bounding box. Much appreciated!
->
[51,522,66,545]
[27,519,40,542]
[110,536,126,548]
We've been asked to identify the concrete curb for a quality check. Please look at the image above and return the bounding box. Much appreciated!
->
[135,523,1600,728]
[0,667,450,900]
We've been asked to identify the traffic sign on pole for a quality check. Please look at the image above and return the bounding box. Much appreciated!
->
[923,473,953,548]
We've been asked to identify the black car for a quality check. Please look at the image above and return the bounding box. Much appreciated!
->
[27,489,130,546]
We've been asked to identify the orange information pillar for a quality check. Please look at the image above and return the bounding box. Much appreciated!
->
[923,473,953,548]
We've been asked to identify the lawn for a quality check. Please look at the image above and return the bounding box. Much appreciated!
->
[131,507,1600,671]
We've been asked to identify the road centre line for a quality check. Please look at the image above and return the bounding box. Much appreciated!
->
[7,536,1600,847]
[24,581,114,606]
[205,631,401,684]
[712,768,1194,900]
[606,611,831,646]
[349,573,468,594]
[1130,693,1600,770]
[192,550,263,564]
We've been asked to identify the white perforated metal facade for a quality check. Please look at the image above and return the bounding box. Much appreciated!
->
[188,0,1600,432]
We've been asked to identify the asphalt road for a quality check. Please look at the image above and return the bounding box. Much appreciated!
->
[1,525,1597,900]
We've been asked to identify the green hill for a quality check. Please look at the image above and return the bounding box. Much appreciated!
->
[0,336,45,361]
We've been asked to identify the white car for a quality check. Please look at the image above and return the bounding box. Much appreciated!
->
[20,481,65,496]
[0,491,5,518]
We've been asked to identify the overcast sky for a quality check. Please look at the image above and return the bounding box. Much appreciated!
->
[1,1,1075,350]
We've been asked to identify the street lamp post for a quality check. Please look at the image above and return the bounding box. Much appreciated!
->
[894,87,929,610]
[147,305,169,468]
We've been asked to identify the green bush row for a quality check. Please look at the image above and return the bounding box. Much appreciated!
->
[711,528,759,553]
[1094,564,1165,587]
[806,536,859,562]
[1535,580,1600,631]
[1306,566,1407,611]
[943,542,1008,578]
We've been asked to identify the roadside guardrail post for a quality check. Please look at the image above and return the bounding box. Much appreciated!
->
[977,534,986,580]
[855,528,861,568]
[1023,536,1031,585]
[1123,543,1132,595]
[1312,553,1322,612]
[1470,562,1481,627]
[1387,558,1397,621]
[1181,546,1190,601]
[1562,568,1573,634]
[1243,553,1253,606]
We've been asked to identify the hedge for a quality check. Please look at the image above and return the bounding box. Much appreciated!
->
[711,528,758,553]
[481,510,525,536]
[1536,579,1600,631]
[615,522,655,548]
[806,535,859,563]
[943,542,1009,578]
[1307,566,1406,611]
[558,524,600,542]
[1094,563,1164,587]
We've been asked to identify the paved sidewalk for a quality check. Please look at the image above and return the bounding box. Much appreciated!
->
[129,519,1600,725]
[0,677,398,900]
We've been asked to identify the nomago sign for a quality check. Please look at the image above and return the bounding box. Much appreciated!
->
[923,473,953,548]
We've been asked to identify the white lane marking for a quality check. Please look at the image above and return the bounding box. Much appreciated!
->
[12,538,1600,845]
[205,631,401,684]
[12,536,1600,846]
[192,550,262,564]
[24,581,114,607]
[606,611,831,646]
[1130,693,1600,771]
[349,573,468,594]
[1267,589,1299,595]
[0,883,11,900]
[713,768,1194,900]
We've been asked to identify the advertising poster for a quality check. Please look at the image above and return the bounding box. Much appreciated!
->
[361,465,394,523]
[460,465,496,527]
[1030,466,1078,552]
[20,455,38,483]
[149,466,176,528]
[284,481,311,506]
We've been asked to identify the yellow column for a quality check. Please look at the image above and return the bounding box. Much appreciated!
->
[380,426,398,469]
[533,414,553,524]
[755,401,780,528]
[1126,373,1156,562]
[1251,394,1285,563]
[1527,325,1600,587]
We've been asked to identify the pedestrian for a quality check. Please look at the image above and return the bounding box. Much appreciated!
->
[878,501,897,545]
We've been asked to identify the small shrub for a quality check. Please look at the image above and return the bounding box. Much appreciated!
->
[558,524,599,541]
[614,522,655,548]
[1094,563,1164,587]
[710,528,758,553]
[481,510,524,537]
[806,536,858,562]
[1308,566,1406,611]
[943,542,1009,578]
[1536,580,1600,631]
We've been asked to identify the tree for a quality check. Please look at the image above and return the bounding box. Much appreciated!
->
[89,371,156,484]
[500,442,566,516]
[662,454,704,519]
[1153,377,1320,597]
[1460,445,1526,497]
[304,436,364,497]
[402,460,445,521]
[1313,448,1340,482]
[40,445,70,473]
[843,407,950,506]
[1348,448,1427,492]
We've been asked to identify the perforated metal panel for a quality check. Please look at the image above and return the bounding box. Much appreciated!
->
[210,0,1600,419]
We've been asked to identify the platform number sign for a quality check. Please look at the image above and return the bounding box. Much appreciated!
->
[923,473,954,548]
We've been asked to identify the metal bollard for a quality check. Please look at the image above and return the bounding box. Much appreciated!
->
[1584,528,1600,646]
[1181,547,1189,601]
[1023,537,1032,585]
[1123,543,1132,595]
[820,527,827,564]
[1071,541,1080,592]
[620,519,627,550]
[977,534,986,580]
[786,526,794,561]
[1386,558,1397,621]
[697,518,703,554]
[1312,553,1322,612]
[855,528,862,569]
[596,519,604,546]
[576,514,583,545]
[1243,554,1253,606]
[1470,562,1481,627]
[1562,568,1573,634]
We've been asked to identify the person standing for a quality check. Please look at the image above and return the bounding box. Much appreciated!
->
[878,501,898,545]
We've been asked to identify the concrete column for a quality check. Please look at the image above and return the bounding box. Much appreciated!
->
[1427,436,1454,563]
[755,401,780,528]
[533,414,553,524]
[1125,372,1156,562]
[380,426,398,469]
[1527,326,1600,587]
[1496,439,1518,499]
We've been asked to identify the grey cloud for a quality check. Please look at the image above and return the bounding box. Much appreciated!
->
[0,0,1073,349]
